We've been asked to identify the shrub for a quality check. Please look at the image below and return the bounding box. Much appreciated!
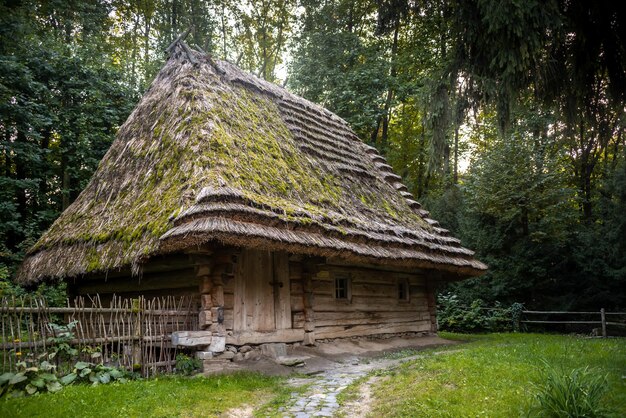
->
[175,353,202,376]
[0,357,133,398]
[527,363,610,418]
[437,293,523,333]
[0,318,134,398]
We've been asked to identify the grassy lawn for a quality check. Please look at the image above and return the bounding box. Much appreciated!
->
[0,372,289,417]
[2,334,624,417]
[359,333,626,417]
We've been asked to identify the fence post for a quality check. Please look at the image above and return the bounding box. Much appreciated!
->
[600,308,607,338]
[131,297,143,371]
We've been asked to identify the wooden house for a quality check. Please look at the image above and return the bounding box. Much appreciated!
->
[17,41,486,355]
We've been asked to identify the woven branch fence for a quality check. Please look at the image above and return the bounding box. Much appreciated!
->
[0,295,199,377]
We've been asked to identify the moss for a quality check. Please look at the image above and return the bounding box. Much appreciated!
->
[85,248,100,273]
[31,60,428,275]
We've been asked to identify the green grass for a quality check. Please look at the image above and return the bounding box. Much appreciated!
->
[0,372,289,417]
[364,333,626,417]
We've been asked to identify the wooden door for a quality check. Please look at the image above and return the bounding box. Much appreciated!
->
[233,249,291,332]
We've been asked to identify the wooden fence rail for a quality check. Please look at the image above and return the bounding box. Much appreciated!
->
[0,295,199,377]
[519,309,626,337]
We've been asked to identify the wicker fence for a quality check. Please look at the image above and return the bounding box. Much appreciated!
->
[0,295,199,377]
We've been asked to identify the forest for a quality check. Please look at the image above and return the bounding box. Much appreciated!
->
[1,0,624,311]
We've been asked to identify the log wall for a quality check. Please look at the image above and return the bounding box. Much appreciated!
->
[289,260,434,341]
[70,251,436,345]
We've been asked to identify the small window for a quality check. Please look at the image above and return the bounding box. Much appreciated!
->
[397,279,410,302]
[335,275,351,300]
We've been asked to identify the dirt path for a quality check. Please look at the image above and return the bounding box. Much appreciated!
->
[272,353,427,417]
[221,336,460,418]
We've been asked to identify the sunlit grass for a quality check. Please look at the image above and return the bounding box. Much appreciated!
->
[365,333,626,417]
[0,372,288,417]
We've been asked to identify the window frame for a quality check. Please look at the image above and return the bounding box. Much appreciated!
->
[333,273,352,302]
[397,278,410,302]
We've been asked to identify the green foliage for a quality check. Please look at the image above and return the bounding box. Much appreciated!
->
[289,0,390,139]
[174,354,201,376]
[0,373,288,417]
[528,363,611,418]
[0,357,131,398]
[437,293,523,333]
[47,321,80,368]
[0,0,623,314]
[0,359,63,398]
[1,318,132,398]
[0,0,136,282]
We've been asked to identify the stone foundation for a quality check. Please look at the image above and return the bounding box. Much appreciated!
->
[194,331,436,373]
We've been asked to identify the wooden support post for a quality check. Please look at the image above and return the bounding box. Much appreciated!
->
[425,277,438,333]
[207,250,237,337]
[301,260,317,345]
[195,255,213,330]
[601,308,607,338]
[131,297,143,372]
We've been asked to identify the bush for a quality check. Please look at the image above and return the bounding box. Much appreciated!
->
[0,358,131,398]
[0,319,133,398]
[175,354,202,376]
[437,293,523,333]
[527,363,610,418]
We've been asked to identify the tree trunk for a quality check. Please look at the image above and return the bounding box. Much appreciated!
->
[15,131,28,223]
[453,125,459,183]
[578,119,593,221]
[370,116,382,145]
[380,20,400,150]
[37,126,51,212]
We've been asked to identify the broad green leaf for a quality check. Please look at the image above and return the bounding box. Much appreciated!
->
[0,372,14,385]
[60,373,77,385]
[9,373,27,385]
[40,373,56,382]
[39,361,55,371]
[31,378,45,388]
[74,361,90,370]
[46,381,63,393]
[99,372,111,384]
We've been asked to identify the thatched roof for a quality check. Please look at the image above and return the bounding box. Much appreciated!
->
[17,43,486,284]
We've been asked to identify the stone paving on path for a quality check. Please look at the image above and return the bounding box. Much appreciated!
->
[274,355,423,418]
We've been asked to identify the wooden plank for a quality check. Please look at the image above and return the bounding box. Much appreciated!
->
[290,280,303,294]
[523,310,601,315]
[233,249,247,331]
[254,250,275,331]
[234,249,276,332]
[223,309,234,330]
[226,329,305,345]
[80,254,194,280]
[291,296,304,312]
[313,295,427,312]
[521,320,602,324]
[224,293,234,309]
[325,258,429,275]
[273,252,292,330]
[76,269,198,294]
[96,287,200,302]
[315,321,431,339]
[293,311,424,328]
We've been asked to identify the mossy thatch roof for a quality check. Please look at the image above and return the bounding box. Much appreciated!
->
[17,43,486,284]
